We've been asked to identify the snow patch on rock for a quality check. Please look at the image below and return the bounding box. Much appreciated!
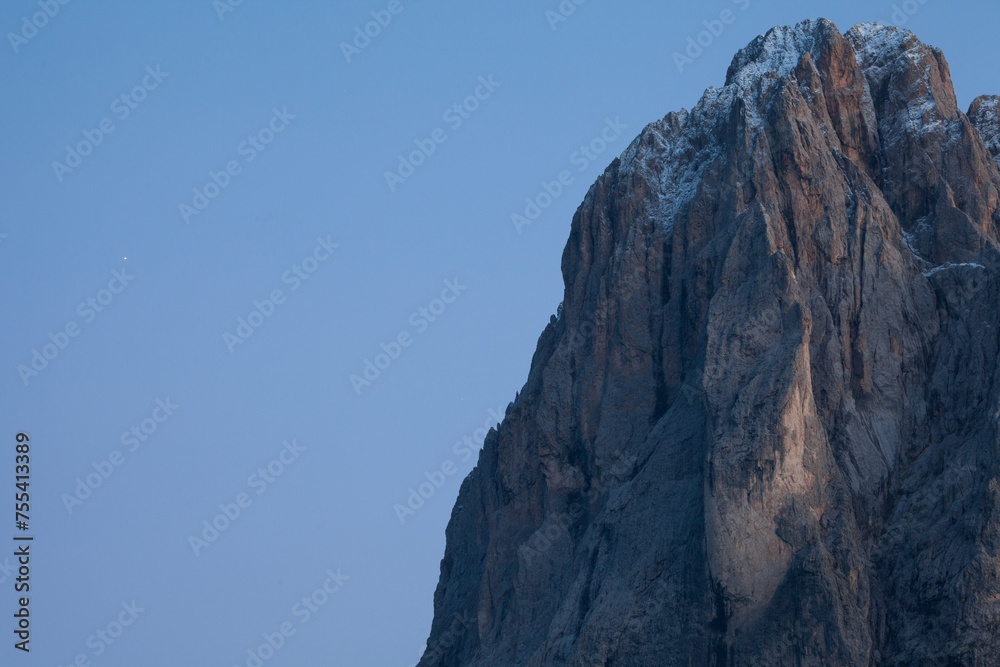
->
[923,262,986,277]
[968,95,1000,169]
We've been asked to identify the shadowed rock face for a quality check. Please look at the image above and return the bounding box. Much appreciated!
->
[969,95,1000,169]
[418,19,1000,666]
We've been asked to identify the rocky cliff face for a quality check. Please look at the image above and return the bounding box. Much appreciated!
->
[419,19,1000,666]
[969,95,1000,169]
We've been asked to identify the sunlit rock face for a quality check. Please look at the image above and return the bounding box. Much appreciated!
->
[419,19,1000,666]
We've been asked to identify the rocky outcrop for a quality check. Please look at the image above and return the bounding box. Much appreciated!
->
[970,94,1000,168]
[418,19,1000,666]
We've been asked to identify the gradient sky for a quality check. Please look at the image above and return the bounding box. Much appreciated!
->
[1,1,997,665]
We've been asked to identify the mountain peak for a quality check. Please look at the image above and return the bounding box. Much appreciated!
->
[725,18,841,87]
[969,94,1000,167]
[420,20,1000,666]
[845,20,917,56]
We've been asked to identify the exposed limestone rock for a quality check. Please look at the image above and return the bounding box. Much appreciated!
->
[419,19,1000,666]
[970,94,1000,168]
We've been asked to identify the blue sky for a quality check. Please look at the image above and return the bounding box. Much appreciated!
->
[1,0,997,665]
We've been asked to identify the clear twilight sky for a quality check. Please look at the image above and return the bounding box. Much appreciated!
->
[1,0,997,665]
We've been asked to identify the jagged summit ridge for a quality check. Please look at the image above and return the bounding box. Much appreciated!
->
[419,18,1000,666]
[970,94,1000,167]
[726,18,838,87]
